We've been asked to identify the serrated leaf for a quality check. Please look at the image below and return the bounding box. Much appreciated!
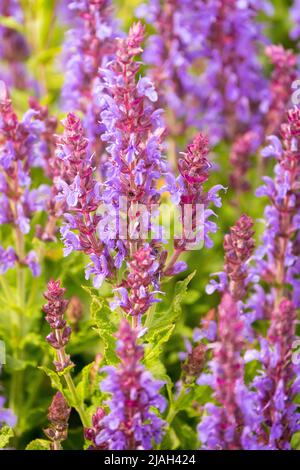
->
[82,287,118,364]
[26,439,51,450]
[144,272,196,363]
[0,426,13,449]
[146,271,196,333]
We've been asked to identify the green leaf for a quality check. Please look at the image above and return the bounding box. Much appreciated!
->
[26,439,51,450]
[146,271,196,333]
[172,418,198,450]
[144,272,196,364]
[0,426,13,449]
[83,286,118,364]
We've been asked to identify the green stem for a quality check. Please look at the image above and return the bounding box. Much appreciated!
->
[9,229,25,421]
[166,385,188,425]
[63,371,90,428]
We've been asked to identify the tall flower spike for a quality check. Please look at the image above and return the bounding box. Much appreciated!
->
[43,279,72,372]
[136,0,207,137]
[99,22,165,227]
[223,214,255,301]
[139,0,271,144]
[167,132,224,258]
[198,293,261,450]
[251,299,300,449]
[61,0,119,160]
[264,46,297,135]
[249,106,300,318]
[44,392,71,450]
[112,244,164,318]
[98,22,169,312]
[95,319,166,450]
[0,81,46,276]
[229,45,297,192]
[55,113,114,288]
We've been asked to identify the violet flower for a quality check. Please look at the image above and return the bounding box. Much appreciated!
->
[264,46,297,135]
[206,214,254,302]
[0,395,17,429]
[229,45,297,192]
[139,0,271,144]
[0,81,46,276]
[167,133,224,259]
[55,112,114,288]
[198,293,262,450]
[112,244,165,318]
[96,319,166,450]
[251,299,300,449]
[136,0,207,137]
[61,0,119,159]
[99,22,166,236]
[249,106,300,318]
[43,279,72,372]
[223,214,255,302]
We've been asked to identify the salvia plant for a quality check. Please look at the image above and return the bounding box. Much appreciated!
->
[0,0,299,452]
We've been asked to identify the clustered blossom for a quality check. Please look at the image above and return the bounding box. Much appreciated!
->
[85,407,108,450]
[0,81,46,276]
[61,0,118,157]
[229,45,297,192]
[140,0,271,144]
[99,22,165,235]
[168,133,223,254]
[250,106,300,317]
[223,214,255,301]
[136,0,207,136]
[95,319,166,450]
[43,279,72,372]
[250,299,300,449]
[0,0,33,91]
[55,112,115,288]
[198,293,261,450]
[44,392,71,450]
[264,46,297,135]
[112,244,164,319]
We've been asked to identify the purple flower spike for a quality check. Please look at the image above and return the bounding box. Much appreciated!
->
[252,299,300,449]
[43,280,72,372]
[198,293,261,450]
[61,0,119,162]
[224,214,255,301]
[96,319,166,450]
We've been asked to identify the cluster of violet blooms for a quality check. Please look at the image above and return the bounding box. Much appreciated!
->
[0,0,299,452]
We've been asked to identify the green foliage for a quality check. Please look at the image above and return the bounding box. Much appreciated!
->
[0,426,14,449]
[26,439,51,450]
